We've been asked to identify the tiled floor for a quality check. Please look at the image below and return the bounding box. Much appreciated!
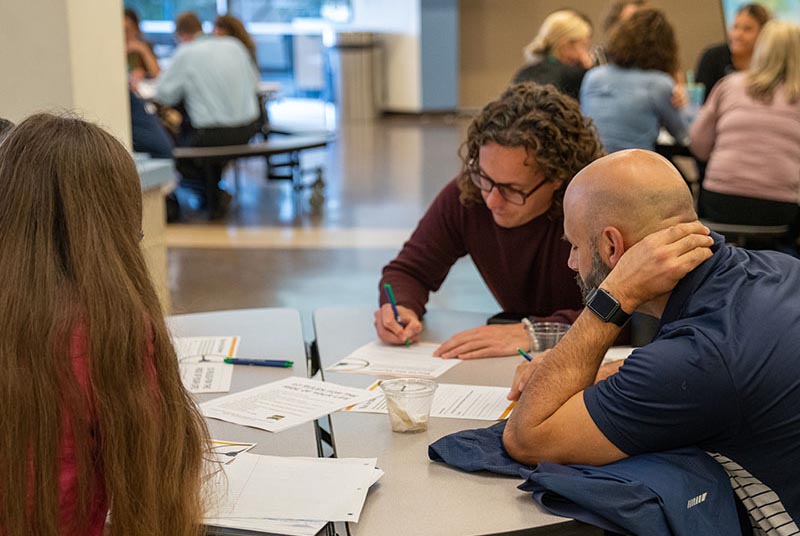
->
[167,108,500,336]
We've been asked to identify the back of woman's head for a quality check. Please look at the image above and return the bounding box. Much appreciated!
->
[0,113,209,536]
[523,10,592,63]
[607,8,678,74]
[215,13,257,63]
[747,21,800,104]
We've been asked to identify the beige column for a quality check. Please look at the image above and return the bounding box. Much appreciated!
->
[0,0,171,313]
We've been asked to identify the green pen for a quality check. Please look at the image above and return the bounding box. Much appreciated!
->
[384,283,411,347]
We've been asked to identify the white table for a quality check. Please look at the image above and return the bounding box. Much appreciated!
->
[313,306,601,536]
[167,308,318,458]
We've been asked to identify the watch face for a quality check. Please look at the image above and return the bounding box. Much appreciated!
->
[589,288,619,319]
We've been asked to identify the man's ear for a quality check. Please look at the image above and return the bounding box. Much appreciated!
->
[599,226,626,268]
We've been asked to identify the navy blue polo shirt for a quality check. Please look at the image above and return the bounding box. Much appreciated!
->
[585,233,800,525]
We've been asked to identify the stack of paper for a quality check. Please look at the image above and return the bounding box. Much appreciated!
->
[201,377,380,432]
[326,340,461,378]
[348,381,516,421]
[205,453,383,535]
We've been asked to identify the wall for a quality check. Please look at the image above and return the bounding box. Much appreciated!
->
[0,0,130,145]
[459,0,725,109]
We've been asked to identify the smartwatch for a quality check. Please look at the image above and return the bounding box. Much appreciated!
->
[586,288,631,327]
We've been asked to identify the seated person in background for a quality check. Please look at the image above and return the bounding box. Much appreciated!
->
[156,11,260,219]
[593,0,647,65]
[690,21,800,247]
[580,9,688,153]
[0,118,13,141]
[214,14,258,66]
[130,90,173,159]
[124,7,160,82]
[511,10,594,101]
[695,3,770,103]
[0,113,210,535]
[504,149,800,532]
[375,83,603,359]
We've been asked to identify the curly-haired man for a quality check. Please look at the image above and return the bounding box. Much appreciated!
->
[374,83,604,358]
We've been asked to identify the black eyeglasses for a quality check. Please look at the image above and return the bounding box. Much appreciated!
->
[469,166,549,206]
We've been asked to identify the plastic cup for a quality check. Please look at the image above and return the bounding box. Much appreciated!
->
[379,378,437,433]
[529,322,571,352]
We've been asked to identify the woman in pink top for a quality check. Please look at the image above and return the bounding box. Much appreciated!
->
[0,115,210,535]
[690,21,800,244]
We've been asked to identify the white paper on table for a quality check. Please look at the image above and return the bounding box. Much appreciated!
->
[347,381,516,421]
[201,377,380,433]
[180,363,233,393]
[209,439,257,465]
[602,346,635,364]
[172,336,240,363]
[206,516,326,536]
[326,340,461,379]
[205,453,380,523]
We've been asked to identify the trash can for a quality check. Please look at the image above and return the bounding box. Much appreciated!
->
[327,32,377,122]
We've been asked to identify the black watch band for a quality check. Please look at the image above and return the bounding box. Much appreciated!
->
[586,288,631,327]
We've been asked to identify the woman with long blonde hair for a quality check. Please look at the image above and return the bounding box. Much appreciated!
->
[691,21,800,251]
[511,9,594,101]
[0,113,210,535]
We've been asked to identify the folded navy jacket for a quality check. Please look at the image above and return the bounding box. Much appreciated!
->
[428,421,742,536]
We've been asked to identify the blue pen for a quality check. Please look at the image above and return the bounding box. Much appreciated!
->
[516,348,533,362]
[224,358,293,368]
[383,283,411,347]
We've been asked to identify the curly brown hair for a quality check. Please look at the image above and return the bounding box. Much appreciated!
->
[457,83,604,219]
[606,8,677,74]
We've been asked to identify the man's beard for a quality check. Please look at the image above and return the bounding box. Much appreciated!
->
[576,245,612,304]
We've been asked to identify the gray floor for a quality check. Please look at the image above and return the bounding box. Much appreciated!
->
[168,113,501,336]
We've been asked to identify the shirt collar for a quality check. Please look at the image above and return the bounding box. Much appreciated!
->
[658,231,727,327]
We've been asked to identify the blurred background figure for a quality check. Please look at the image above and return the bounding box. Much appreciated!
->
[0,118,13,142]
[695,3,771,103]
[511,10,594,101]
[124,7,160,83]
[690,21,800,252]
[580,8,688,153]
[592,0,647,65]
[214,14,258,66]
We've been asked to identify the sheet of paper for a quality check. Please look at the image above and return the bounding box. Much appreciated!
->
[205,517,326,536]
[326,340,461,378]
[172,336,239,363]
[210,439,256,465]
[602,346,635,363]
[201,377,380,433]
[205,453,380,523]
[348,381,515,421]
[179,363,233,394]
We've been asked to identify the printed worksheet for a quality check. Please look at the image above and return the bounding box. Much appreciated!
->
[201,377,380,433]
[205,453,381,523]
[179,363,233,393]
[348,380,515,421]
[326,340,461,378]
[172,336,240,363]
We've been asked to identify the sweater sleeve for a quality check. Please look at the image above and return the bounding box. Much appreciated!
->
[379,181,469,318]
[651,75,689,145]
[689,78,723,162]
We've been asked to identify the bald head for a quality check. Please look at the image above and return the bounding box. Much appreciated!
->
[565,149,697,245]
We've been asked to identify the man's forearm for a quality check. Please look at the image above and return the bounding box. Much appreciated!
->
[507,309,622,434]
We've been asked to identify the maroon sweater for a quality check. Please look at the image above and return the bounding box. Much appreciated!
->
[379,180,583,322]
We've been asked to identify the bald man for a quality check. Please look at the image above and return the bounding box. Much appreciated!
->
[504,150,800,530]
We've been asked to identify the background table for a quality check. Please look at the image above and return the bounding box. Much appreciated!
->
[313,306,601,536]
[167,308,318,458]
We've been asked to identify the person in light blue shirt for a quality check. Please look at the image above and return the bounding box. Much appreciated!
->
[580,9,688,153]
[156,13,258,129]
[155,12,260,219]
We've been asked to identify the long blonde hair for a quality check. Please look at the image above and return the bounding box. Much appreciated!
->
[0,114,210,535]
[523,10,592,63]
[747,20,800,104]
